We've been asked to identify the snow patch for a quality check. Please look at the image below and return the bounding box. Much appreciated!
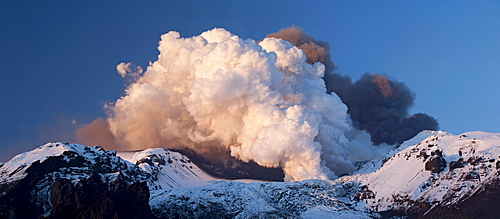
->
[347,131,500,212]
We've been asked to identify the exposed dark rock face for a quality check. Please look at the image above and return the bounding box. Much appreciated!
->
[0,156,86,218]
[423,179,500,219]
[449,158,465,170]
[353,185,375,201]
[419,150,429,160]
[379,200,431,219]
[0,143,154,219]
[2,138,500,219]
[424,150,447,173]
[47,175,153,219]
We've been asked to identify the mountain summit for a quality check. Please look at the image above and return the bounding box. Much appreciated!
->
[0,142,153,218]
[1,131,499,218]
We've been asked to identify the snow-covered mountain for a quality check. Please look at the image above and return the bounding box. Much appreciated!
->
[1,131,499,218]
[118,148,217,189]
[350,131,500,218]
[0,142,154,218]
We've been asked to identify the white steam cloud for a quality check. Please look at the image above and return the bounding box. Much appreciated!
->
[106,28,355,181]
[116,62,143,79]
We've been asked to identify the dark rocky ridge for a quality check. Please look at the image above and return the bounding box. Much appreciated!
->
[47,175,152,219]
[0,143,153,219]
[378,179,500,219]
[1,137,499,218]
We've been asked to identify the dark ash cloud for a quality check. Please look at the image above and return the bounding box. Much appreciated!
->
[266,27,439,145]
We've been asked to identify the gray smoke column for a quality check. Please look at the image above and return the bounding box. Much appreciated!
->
[334,73,439,145]
[266,27,439,145]
[78,28,355,182]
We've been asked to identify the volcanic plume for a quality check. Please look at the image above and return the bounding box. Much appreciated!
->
[79,28,355,181]
[266,27,439,145]
[77,27,438,181]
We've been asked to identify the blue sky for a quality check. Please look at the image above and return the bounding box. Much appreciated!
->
[1,1,499,161]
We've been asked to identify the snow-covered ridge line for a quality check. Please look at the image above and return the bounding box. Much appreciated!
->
[2,131,500,218]
[117,149,271,189]
[348,131,500,215]
[0,142,151,186]
[0,142,151,218]
[119,148,217,189]
[0,142,118,184]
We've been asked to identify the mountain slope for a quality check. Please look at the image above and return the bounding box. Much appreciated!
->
[349,131,500,217]
[0,142,153,218]
[118,148,217,189]
[149,179,373,218]
[1,131,499,218]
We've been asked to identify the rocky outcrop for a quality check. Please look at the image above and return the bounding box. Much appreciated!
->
[0,156,87,218]
[2,132,500,219]
[423,179,500,219]
[0,143,153,219]
[47,174,153,219]
[424,150,447,173]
